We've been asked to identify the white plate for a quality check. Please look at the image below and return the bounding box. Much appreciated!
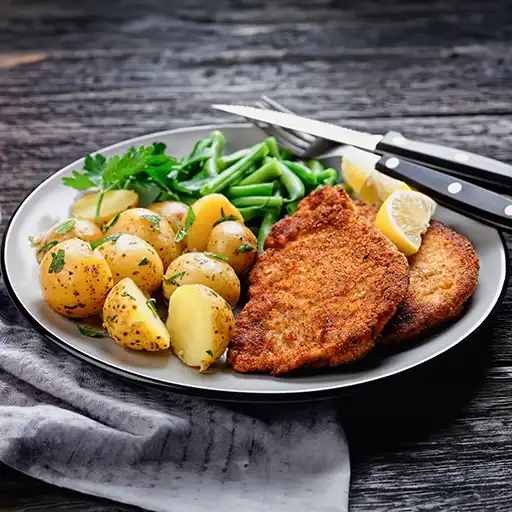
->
[1,124,508,401]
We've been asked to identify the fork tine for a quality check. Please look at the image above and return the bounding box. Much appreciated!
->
[254,101,310,154]
[255,123,305,157]
[260,96,316,144]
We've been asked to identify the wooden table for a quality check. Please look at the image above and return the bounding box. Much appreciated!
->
[1,0,511,510]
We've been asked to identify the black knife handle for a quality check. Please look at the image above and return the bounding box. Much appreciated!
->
[376,131,512,191]
[375,155,512,232]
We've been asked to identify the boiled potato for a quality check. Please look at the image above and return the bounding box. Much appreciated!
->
[148,200,189,252]
[39,238,113,318]
[103,278,170,351]
[72,190,139,226]
[162,252,240,307]
[206,221,258,275]
[187,194,243,252]
[103,207,180,268]
[166,284,235,371]
[33,218,102,263]
[96,234,163,295]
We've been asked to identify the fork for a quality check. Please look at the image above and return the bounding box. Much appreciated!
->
[253,96,346,159]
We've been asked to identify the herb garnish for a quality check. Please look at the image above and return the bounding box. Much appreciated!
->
[212,207,240,227]
[207,289,218,297]
[138,257,149,266]
[164,271,186,286]
[37,240,59,255]
[205,350,213,357]
[89,233,122,250]
[121,292,135,300]
[103,213,120,233]
[204,251,229,262]
[55,219,76,234]
[77,324,106,338]
[146,298,159,318]
[64,305,78,310]
[236,242,256,253]
[140,214,161,231]
[174,206,195,243]
[48,249,65,273]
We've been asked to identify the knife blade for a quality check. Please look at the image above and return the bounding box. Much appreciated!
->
[212,104,512,190]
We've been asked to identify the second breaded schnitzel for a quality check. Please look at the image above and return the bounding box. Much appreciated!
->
[356,202,480,343]
[228,187,410,375]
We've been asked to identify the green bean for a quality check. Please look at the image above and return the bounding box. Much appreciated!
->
[279,147,293,160]
[285,200,299,216]
[231,196,284,208]
[238,206,265,222]
[203,131,225,177]
[265,137,281,159]
[307,159,325,174]
[218,148,249,170]
[257,189,282,253]
[283,160,317,187]
[238,157,282,186]
[227,183,274,198]
[316,168,338,183]
[199,142,269,195]
[323,174,338,186]
[277,161,305,202]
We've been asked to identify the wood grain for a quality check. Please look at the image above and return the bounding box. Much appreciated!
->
[1,0,511,510]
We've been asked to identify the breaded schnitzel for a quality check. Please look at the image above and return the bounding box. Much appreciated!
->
[228,187,410,375]
[356,202,479,343]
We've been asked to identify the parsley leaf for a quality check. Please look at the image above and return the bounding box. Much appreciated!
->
[236,242,256,253]
[164,271,186,286]
[213,208,240,227]
[138,257,149,266]
[204,251,229,262]
[62,171,98,190]
[48,249,65,273]
[140,214,161,231]
[89,233,122,250]
[102,213,120,233]
[77,324,106,338]
[146,298,159,319]
[205,350,213,357]
[37,240,59,254]
[55,219,76,235]
[174,206,195,243]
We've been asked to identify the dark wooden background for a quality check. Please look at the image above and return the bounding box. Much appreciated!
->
[1,0,511,510]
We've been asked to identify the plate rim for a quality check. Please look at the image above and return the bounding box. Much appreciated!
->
[2,123,509,402]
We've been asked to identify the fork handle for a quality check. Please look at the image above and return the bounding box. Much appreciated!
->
[376,131,512,191]
[375,155,512,232]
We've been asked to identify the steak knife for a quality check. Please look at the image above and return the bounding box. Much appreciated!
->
[212,104,512,190]
[212,104,512,232]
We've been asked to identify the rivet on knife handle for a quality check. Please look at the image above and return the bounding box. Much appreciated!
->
[376,131,512,190]
[375,155,512,232]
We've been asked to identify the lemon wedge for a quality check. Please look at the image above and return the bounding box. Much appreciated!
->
[359,172,410,206]
[375,190,437,256]
[341,146,410,206]
[341,147,378,195]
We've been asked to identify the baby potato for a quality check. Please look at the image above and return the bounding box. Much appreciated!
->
[96,234,164,295]
[206,221,258,275]
[166,284,235,371]
[34,218,102,263]
[187,194,243,252]
[72,190,139,226]
[148,201,189,252]
[103,207,180,268]
[103,278,170,351]
[39,238,113,318]
[162,252,240,307]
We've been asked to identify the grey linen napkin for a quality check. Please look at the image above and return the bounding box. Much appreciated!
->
[0,283,350,512]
